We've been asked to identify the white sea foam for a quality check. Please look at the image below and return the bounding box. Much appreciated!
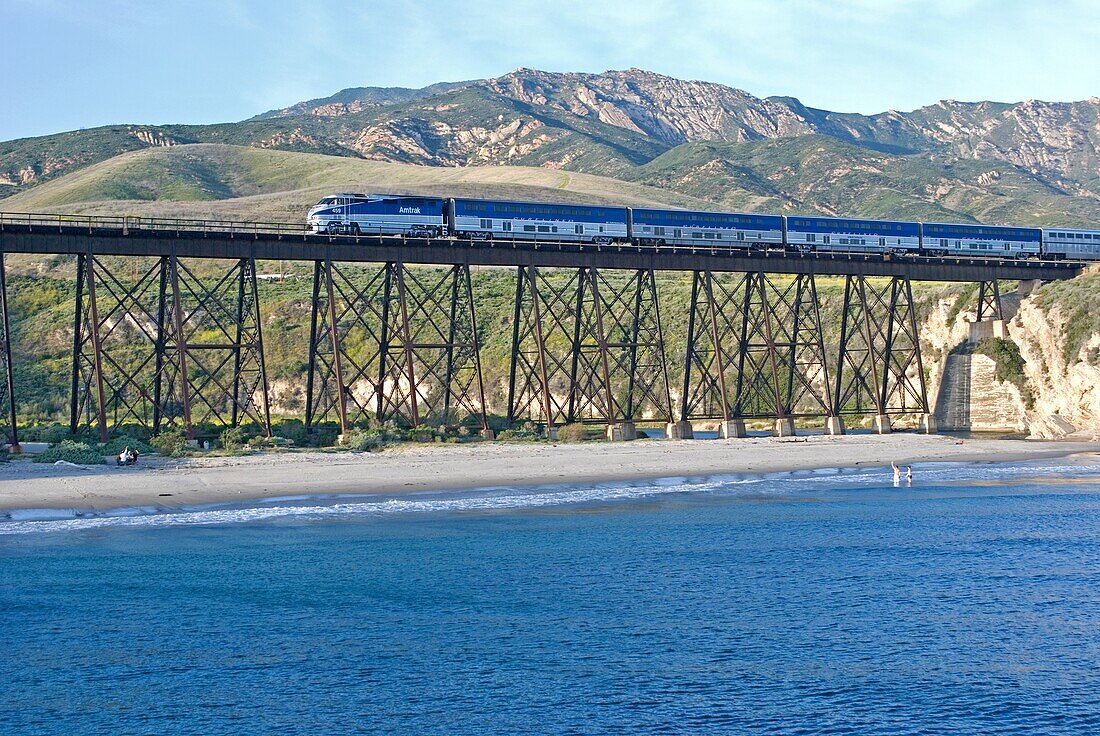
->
[1,459,1096,536]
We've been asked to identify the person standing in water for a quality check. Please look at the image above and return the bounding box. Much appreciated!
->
[906,466,913,486]
[892,462,901,486]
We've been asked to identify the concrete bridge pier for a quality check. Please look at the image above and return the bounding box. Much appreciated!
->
[606,422,637,441]
[666,420,693,440]
[825,416,845,435]
[774,418,796,437]
[871,414,892,434]
[921,414,937,434]
[718,419,747,439]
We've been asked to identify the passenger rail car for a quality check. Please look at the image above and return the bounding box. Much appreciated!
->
[306,193,1100,262]
[450,199,628,244]
[785,216,920,254]
[1042,228,1100,260]
[922,223,1041,259]
[630,208,784,248]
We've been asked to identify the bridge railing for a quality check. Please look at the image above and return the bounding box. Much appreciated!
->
[0,212,312,237]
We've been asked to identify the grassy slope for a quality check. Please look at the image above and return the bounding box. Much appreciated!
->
[0,144,718,220]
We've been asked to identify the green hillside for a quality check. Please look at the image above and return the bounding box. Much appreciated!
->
[0,144,717,222]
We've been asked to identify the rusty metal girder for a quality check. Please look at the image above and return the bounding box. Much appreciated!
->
[680,271,832,422]
[507,266,673,428]
[70,254,270,439]
[832,275,928,417]
[306,261,488,432]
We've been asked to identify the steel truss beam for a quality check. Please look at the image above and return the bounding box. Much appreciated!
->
[0,252,17,449]
[306,261,489,433]
[832,275,929,418]
[507,266,672,428]
[976,280,1004,322]
[680,271,832,421]
[70,254,270,439]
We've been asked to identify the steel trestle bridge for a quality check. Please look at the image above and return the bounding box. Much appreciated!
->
[0,213,1084,447]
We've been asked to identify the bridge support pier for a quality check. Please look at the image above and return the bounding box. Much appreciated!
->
[666,420,693,440]
[306,260,489,435]
[825,416,845,436]
[774,417,796,437]
[871,414,892,434]
[606,421,637,441]
[921,413,937,434]
[0,252,17,451]
[70,253,270,440]
[718,419,747,439]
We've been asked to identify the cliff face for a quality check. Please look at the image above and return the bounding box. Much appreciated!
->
[921,274,1100,439]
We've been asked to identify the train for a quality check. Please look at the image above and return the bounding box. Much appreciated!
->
[306,193,1100,261]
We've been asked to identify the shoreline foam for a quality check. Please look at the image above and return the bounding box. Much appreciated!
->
[0,433,1096,521]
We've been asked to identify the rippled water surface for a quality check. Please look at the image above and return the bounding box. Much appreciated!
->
[3,460,1100,734]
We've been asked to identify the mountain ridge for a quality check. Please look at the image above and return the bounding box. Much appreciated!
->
[2,68,1098,226]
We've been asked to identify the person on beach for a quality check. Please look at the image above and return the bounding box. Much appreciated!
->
[116,446,139,467]
[892,461,901,486]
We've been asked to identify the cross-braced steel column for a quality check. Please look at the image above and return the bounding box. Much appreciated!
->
[71,254,270,439]
[976,280,1004,322]
[0,252,18,450]
[680,271,831,435]
[306,261,488,432]
[507,266,672,434]
[832,275,929,432]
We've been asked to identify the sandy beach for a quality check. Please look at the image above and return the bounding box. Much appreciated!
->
[1,433,1097,515]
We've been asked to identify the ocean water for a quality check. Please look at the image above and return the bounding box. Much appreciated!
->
[3,459,1100,734]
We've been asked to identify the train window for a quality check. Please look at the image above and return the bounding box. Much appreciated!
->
[480,219,492,229]
[692,232,703,239]
[503,222,512,232]
[807,234,816,242]
[879,237,886,247]
[737,232,745,241]
[524,225,536,232]
[654,227,665,236]
[823,235,831,244]
[551,226,558,233]
[575,225,583,235]
[716,233,723,239]
[955,240,961,247]
[538,226,550,233]
[674,229,682,238]
[940,239,947,247]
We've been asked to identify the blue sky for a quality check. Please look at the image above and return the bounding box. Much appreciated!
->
[2,0,1097,141]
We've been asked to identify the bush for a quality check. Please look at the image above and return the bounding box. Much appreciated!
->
[32,440,105,465]
[220,427,244,452]
[557,423,589,443]
[21,424,71,444]
[150,429,187,457]
[340,426,410,452]
[498,421,543,441]
[976,337,1035,409]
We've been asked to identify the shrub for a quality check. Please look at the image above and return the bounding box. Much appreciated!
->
[976,337,1035,409]
[32,440,105,465]
[150,429,187,457]
[220,427,244,452]
[340,426,409,452]
[557,423,589,443]
[498,421,543,441]
[21,424,71,444]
